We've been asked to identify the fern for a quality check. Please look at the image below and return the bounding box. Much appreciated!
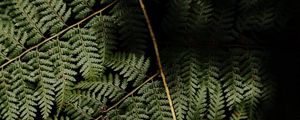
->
[186,82,207,120]
[106,53,150,86]
[162,0,192,37]
[139,81,173,120]
[110,0,149,54]
[168,51,202,120]
[11,61,36,120]
[221,48,244,110]
[241,50,263,120]
[207,82,226,120]
[28,50,55,119]
[33,0,71,34]
[0,0,282,119]
[118,96,149,120]
[229,104,248,120]
[10,0,47,45]
[0,68,20,120]
[0,23,27,59]
[71,0,95,19]
[73,73,127,102]
[63,27,103,80]
[44,38,77,112]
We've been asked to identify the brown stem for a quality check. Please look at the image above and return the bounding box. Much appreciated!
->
[138,0,177,120]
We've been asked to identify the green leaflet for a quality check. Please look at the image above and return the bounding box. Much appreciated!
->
[139,81,173,120]
[63,27,104,80]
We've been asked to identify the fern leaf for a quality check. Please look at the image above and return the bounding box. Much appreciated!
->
[211,7,238,42]
[64,96,95,120]
[167,52,201,120]
[107,109,126,120]
[33,0,71,34]
[42,38,77,112]
[201,53,221,95]
[10,0,47,45]
[163,0,192,38]
[190,0,214,26]
[221,48,244,110]
[187,84,207,120]
[207,83,226,120]
[71,0,95,19]
[229,104,248,120]
[139,81,173,120]
[28,50,55,119]
[241,50,263,120]
[119,96,149,120]
[86,15,117,72]
[0,70,19,120]
[73,74,127,102]
[63,27,104,80]
[0,23,27,59]
[9,61,37,120]
[111,0,148,54]
[106,53,150,86]
[170,76,188,120]
[180,52,202,97]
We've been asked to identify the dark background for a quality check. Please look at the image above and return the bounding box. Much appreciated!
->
[144,0,300,119]
[271,0,300,119]
[271,12,300,119]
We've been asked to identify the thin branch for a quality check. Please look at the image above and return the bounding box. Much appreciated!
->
[139,0,177,120]
[94,72,159,120]
[0,0,117,69]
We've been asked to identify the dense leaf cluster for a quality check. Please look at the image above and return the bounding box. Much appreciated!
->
[0,0,282,119]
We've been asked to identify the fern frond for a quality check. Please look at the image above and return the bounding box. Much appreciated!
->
[170,76,188,120]
[106,53,150,86]
[10,0,48,45]
[27,50,55,119]
[73,73,127,102]
[229,104,248,120]
[239,0,259,11]
[221,48,244,110]
[190,0,214,27]
[241,50,263,120]
[64,96,97,120]
[63,27,104,80]
[237,2,275,32]
[139,81,173,120]
[207,83,226,120]
[71,0,95,19]
[0,23,27,59]
[111,0,148,54]
[41,38,77,112]
[198,51,225,120]
[163,0,192,38]
[180,52,202,97]
[33,0,71,34]
[86,15,117,71]
[119,96,149,120]
[201,52,221,95]
[211,7,238,42]
[107,109,126,120]
[186,83,207,120]
[9,61,36,120]
[0,69,19,120]
[167,51,201,120]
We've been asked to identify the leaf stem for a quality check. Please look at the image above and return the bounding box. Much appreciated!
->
[95,72,159,120]
[0,0,117,69]
[139,0,177,120]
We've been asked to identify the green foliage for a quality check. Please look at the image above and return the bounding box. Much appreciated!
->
[71,0,95,19]
[106,53,150,86]
[0,0,281,119]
